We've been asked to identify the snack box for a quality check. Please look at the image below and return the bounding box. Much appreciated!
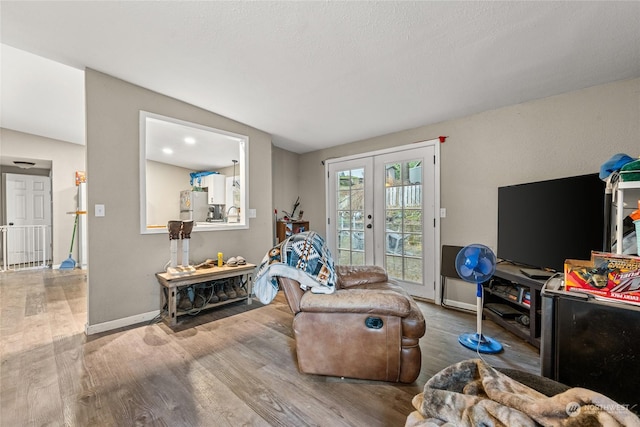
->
[564,251,640,306]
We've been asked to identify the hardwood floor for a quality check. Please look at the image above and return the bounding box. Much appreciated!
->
[0,269,539,426]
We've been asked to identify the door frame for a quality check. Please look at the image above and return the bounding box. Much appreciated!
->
[325,139,441,302]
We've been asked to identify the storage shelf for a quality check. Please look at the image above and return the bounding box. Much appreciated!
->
[483,263,544,349]
[483,308,539,348]
[176,296,250,318]
[156,263,255,327]
[276,220,309,244]
[617,180,640,190]
[615,181,640,254]
[485,287,530,310]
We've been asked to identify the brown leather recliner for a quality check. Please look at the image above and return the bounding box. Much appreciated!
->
[277,265,426,383]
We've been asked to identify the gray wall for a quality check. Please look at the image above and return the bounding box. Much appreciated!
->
[299,77,640,306]
[272,146,308,226]
[11,70,638,325]
[85,69,273,329]
[0,128,86,265]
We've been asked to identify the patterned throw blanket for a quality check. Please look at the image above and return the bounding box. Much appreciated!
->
[406,359,640,427]
[253,231,337,304]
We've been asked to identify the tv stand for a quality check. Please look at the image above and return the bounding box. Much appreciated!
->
[483,263,546,348]
[520,268,554,280]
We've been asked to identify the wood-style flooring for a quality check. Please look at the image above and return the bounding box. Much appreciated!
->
[0,269,539,426]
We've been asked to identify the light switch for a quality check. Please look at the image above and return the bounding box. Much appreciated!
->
[248,209,257,218]
[95,204,105,217]
[440,208,447,218]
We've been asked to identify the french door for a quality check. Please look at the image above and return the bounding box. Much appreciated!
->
[326,140,439,300]
[327,157,375,265]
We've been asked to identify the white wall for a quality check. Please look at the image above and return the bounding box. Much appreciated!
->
[0,128,86,265]
[299,77,640,306]
[85,69,273,330]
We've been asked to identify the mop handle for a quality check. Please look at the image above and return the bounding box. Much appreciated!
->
[69,214,79,253]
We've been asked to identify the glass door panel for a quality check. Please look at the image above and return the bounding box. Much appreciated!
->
[328,159,373,266]
[383,159,424,284]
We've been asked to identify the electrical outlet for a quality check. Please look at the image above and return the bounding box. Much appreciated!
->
[95,204,105,217]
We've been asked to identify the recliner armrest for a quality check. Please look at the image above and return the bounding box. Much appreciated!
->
[277,277,305,314]
[336,265,388,288]
[299,288,411,317]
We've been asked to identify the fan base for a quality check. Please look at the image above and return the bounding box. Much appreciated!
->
[458,333,503,354]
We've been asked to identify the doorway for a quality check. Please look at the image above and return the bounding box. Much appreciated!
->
[2,173,52,268]
[326,140,440,300]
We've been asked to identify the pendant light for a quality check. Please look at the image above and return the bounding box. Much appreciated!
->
[232,160,239,188]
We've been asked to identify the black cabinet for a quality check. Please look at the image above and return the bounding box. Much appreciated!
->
[483,263,545,348]
[541,290,640,413]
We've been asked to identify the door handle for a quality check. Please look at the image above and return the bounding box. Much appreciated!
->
[366,224,372,229]
[8,222,14,226]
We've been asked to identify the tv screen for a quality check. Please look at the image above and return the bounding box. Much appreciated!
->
[497,173,605,272]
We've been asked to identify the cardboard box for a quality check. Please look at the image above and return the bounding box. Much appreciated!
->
[521,290,531,307]
[564,252,640,306]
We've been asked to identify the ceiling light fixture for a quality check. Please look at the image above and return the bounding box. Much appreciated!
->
[184,137,195,144]
[162,148,173,154]
[13,160,36,169]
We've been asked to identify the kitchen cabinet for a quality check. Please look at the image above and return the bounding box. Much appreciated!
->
[203,174,226,205]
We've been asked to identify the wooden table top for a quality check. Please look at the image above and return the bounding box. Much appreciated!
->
[156,263,256,285]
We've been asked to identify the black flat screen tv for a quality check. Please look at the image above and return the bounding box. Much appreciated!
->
[497,173,605,273]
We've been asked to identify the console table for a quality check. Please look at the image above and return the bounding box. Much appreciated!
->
[156,263,255,327]
[483,263,546,348]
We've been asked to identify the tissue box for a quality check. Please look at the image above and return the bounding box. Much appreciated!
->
[564,252,640,305]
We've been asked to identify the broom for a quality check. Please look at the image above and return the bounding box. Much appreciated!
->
[59,213,79,270]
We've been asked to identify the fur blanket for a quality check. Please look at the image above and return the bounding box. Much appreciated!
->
[253,231,336,304]
[406,359,640,427]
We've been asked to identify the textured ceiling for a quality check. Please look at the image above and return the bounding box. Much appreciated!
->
[1,1,640,154]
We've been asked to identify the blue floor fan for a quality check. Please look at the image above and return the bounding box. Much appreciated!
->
[455,244,503,354]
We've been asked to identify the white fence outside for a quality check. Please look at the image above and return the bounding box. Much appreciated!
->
[0,225,49,272]
[385,184,422,208]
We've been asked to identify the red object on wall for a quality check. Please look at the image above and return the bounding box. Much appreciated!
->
[439,136,447,143]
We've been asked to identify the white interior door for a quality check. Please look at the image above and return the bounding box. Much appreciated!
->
[326,141,440,300]
[4,173,52,264]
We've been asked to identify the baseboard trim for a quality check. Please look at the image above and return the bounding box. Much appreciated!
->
[85,310,160,335]
[442,299,476,312]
